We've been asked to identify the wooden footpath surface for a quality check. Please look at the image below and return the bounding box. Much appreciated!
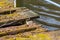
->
[0,22,47,37]
[0,22,60,40]
[0,7,39,27]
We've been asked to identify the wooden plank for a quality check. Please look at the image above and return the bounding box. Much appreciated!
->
[0,8,17,14]
[0,7,39,27]
[0,29,60,40]
[0,22,47,37]
[0,7,29,14]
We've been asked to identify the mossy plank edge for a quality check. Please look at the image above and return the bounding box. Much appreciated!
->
[0,15,39,27]
[0,22,46,37]
[0,7,28,14]
[0,30,60,40]
[0,7,39,26]
[0,8,18,14]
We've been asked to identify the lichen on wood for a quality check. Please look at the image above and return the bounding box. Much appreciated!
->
[0,0,14,8]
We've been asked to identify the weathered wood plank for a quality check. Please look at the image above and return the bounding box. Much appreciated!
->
[0,7,39,27]
[0,8,17,14]
[0,22,47,37]
[0,29,60,40]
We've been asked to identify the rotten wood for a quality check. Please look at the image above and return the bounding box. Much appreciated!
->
[0,22,47,37]
[0,7,39,27]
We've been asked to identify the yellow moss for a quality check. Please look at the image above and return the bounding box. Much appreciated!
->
[0,33,52,40]
[0,0,14,8]
[8,38,14,40]
[0,13,20,20]
[16,37,27,40]
[36,33,51,40]
[25,33,51,40]
[0,2,6,7]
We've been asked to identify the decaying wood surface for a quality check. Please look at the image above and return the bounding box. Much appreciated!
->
[0,29,60,40]
[0,7,27,14]
[0,22,47,37]
[0,7,39,26]
[0,8,20,14]
[0,7,60,40]
[0,7,39,22]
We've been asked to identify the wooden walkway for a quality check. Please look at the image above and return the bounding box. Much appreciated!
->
[0,22,47,37]
[0,7,39,27]
[0,7,60,40]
